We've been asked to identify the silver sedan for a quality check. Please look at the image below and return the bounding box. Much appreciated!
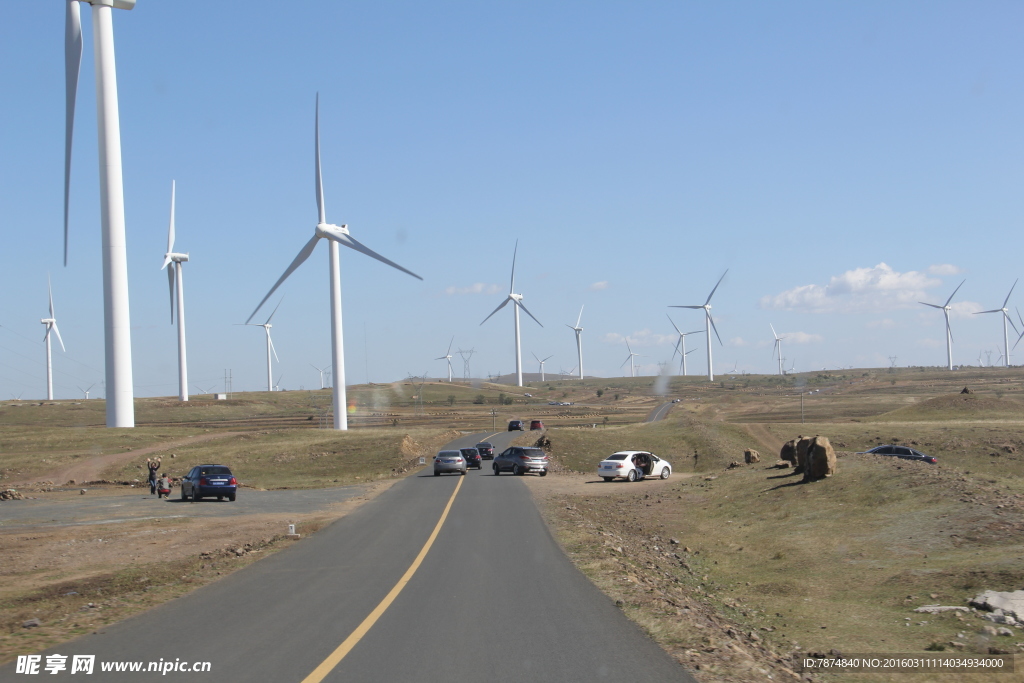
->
[433,450,467,476]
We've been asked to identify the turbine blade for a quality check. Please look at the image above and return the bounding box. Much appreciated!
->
[167,264,176,324]
[919,302,943,309]
[705,269,728,306]
[708,313,724,346]
[510,240,518,293]
[315,94,326,224]
[516,300,544,327]
[167,180,176,253]
[1003,279,1019,309]
[1005,310,1020,337]
[48,277,55,318]
[770,322,778,340]
[246,235,319,323]
[575,305,584,328]
[620,355,631,368]
[543,355,554,362]
[327,232,423,281]
[265,298,284,325]
[945,312,954,345]
[670,305,704,309]
[268,332,280,363]
[666,314,681,335]
[480,297,510,325]
[943,279,966,307]
[685,330,703,336]
[52,322,66,353]
[64,0,83,267]
[532,351,540,362]
[671,338,681,358]
[446,336,454,355]
[974,308,1002,315]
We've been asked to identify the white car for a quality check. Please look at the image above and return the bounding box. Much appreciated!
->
[597,451,671,482]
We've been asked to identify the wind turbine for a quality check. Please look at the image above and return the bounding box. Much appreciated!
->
[160,181,189,401]
[41,279,66,401]
[193,383,216,395]
[919,280,965,370]
[621,340,641,378]
[435,337,454,382]
[245,301,282,393]
[480,241,543,387]
[532,352,554,381]
[65,0,137,428]
[566,306,584,379]
[667,314,702,376]
[974,280,1018,368]
[78,383,95,399]
[770,324,785,375]
[1015,308,1024,356]
[274,374,284,392]
[310,364,331,390]
[245,96,422,430]
[671,270,728,381]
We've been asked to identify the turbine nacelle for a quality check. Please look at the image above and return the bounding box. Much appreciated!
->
[316,222,350,239]
[162,252,189,267]
[80,0,137,9]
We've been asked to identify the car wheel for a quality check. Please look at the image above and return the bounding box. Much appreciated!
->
[602,477,614,482]
[627,469,637,482]
[539,470,547,477]
[493,465,500,476]
[180,487,187,501]
[434,470,440,477]
[660,467,671,480]
[460,469,466,475]
[193,489,202,502]
[513,464,522,476]
[228,493,236,502]
[217,495,224,501]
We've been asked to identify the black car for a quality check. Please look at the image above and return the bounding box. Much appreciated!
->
[181,464,238,501]
[460,448,482,469]
[493,447,549,476]
[508,420,525,431]
[858,445,938,464]
[475,442,495,459]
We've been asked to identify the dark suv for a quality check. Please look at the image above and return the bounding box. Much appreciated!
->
[475,442,495,459]
[508,420,525,431]
[493,447,549,476]
[181,464,237,502]
[460,448,482,469]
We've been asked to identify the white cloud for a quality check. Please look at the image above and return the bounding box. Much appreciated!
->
[444,283,501,296]
[928,264,963,276]
[948,301,983,319]
[780,331,823,344]
[866,318,898,329]
[728,337,748,347]
[602,329,675,347]
[589,281,609,291]
[759,263,942,313]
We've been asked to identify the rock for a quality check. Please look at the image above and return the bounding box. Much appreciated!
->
[961,387,973,394]
[775,460,791,468]
[22,618,41,628]
[949,641,965,648]
[80,489,86,495]
[727,461,742,469]
[970,590,1024,621]
[795,436,812,472]
[744,449,761,464]
[914,605,971,614]
[780,439,798,466]
[981,625,999,637]
[803,436,836,480]
[670,538,680,545]
[997,627,1014,637]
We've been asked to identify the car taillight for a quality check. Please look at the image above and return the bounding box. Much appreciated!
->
[616,464,625,468]
[199,478,207,485]
[229,477,237,485]
[519,454,530,459]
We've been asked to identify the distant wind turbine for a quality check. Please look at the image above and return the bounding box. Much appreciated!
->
[41,278,66,401]
[194,383,217,395]
[770,324,785,375]
[310,364,331,390]
[974,280,1018,368]
[621,340,642,378]
[65,0,138,428]
[566,306,584,379]
[245,95,422,429]
[480,241,543,387]
[919,280,966,370]
[671,270,727,381]
[532,352,553,381]
[78,383,95,400]
[245,300,282,393]
[435,337,455,382]
[667,314,702,376]
[160,181,190,401]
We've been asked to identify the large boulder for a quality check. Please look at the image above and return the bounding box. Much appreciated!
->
[795,436,812,472]
[970,590,1024,621]
[779,439,798,466]
[804,436,836,480]
[744,449,760,464]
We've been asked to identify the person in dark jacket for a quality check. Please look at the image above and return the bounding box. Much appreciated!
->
[146,457,162,495]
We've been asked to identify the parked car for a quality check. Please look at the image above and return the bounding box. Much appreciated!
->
[475,442,495,459]
[529,419,544,430]
[548,401,560,405]
[460,447,482,469]
[434,450,467,476]
[597,451,672,482]
[181,464,237,502]
[493,446,549,476]
[508,420,525,431]
[857,445,938,464]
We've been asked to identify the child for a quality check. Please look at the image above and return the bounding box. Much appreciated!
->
[157,473,172,499]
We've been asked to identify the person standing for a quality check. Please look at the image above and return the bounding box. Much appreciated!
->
[146,456,162,495]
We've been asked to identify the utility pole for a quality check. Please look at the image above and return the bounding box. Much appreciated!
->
[801,390,804,423]
[491,408,497,431]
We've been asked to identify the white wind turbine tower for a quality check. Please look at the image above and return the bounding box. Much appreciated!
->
[532,352,553,381]
[974,280,1018,368]
[667,314,702,376]
[41,279,66,401]
[435,337,455,382]
[245,301,282,393]
[671,270,728,381]
[480,241,543,387]
[160,181,190,401]
[65,0,137,428]
[918,280,965,370]
[310,364,331,389]
[770,324,785,376]
[621,340,641,378]
[566,306,584,379]
[247,96,422,430]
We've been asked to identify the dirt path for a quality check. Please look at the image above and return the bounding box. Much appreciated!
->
[10,431,242,486]
[740,422,783,456]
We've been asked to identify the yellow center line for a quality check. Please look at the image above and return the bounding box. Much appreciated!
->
[300,474,465,683]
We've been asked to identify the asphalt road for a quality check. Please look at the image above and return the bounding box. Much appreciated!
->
[646,401,675,422]
[2,430,693,682]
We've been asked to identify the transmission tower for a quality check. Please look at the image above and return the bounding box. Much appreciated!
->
[457,348,475,381]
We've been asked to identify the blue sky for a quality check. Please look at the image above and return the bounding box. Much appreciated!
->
[1,2,1023,399]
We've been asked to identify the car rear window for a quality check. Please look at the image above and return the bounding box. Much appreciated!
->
[461,448,479,455]
[521,448,545,457]
[438,451,461,457]
[607,454,629,461]
[200,466,232,475]
[476,443,492,448]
